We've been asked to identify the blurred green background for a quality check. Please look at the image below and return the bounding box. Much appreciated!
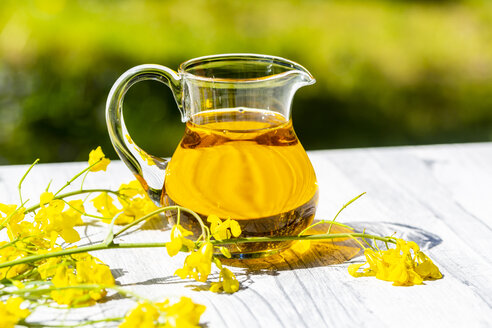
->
[1,0,492,164]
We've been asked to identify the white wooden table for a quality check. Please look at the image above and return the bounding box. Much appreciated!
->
[1,143,492,327]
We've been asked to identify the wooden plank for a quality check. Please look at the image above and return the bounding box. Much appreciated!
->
[0,144,492,327]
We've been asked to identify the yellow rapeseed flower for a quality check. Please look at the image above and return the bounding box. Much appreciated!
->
[0,297,30,328]
[51,265,91,306]
[65,200,85,226]
[0,203,18,217]
[117,181,159,224]
[119,297,205,328]
[207,215,241,241]
[92,182,159,225]
[38,257,63,279]
[118,180,142,198]
[348,238,442,286]
[210,267,240,294]
[50,255,115,306]
[2,204,43,242]
[88,146,110,172]
[7,221,44,243]
[0,242,29,280]
[119,302,159,328]
[166,225,195,257]
[164,297,206,328]
[0,203,27,240]
[34,199,81,244]
[218,246,232,258]
[118,197,158,225]
[40,192,54,207]
[0,203,22,228]
[91,192,120,221]
[175,242,214,282]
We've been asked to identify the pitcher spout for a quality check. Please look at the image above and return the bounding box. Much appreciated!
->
[286,63,316,87]
[283,66,316,93]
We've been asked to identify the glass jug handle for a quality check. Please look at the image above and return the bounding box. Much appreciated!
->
[106,64,182,205]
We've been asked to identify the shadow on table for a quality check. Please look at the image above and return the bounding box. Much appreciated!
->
[349,221,442,251]
[222,221,442,274]
[222,224,359,274]
[139,213,169,231]
[109,213,170,240]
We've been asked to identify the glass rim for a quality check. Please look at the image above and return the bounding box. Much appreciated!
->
[178,53,314,83]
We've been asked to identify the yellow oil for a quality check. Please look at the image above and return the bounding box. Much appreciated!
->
[162,108,318,257]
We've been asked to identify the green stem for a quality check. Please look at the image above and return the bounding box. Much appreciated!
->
[3,267,39,282]
[114,205,205,238]
[298,220,354,236]
[53,160,102,197]
[114,206,171,237]
[4,283,147,308]
[0,233,394,270]
[3,282,143,299]
[0,244,114,269]
[24,189,121,214]
[79,170,90,191]
[348,234,366,250]
[210,232,393,246]
[24,317,125,328]
[18,159,40,204]
[0,237,20,250]
[298,192,366,237]
[62,199,113,221]
[45,179,53,192]
[328,192,365,234]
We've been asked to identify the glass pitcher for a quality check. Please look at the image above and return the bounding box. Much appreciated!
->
[106,54,318,257]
